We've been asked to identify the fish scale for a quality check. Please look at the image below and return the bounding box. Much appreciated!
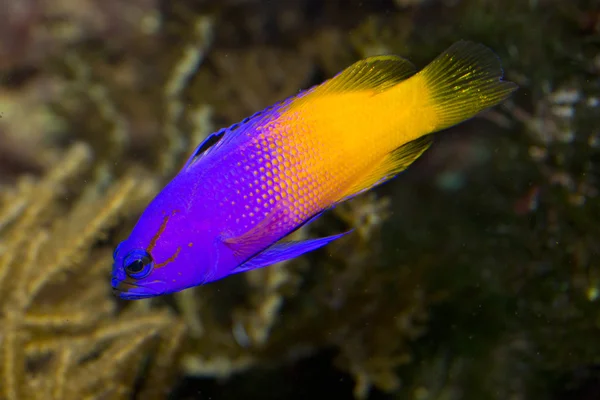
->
[209,118,322,237]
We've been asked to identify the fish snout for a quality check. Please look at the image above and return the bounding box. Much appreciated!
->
[111,278,166,300]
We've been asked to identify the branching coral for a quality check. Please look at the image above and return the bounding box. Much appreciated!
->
[0,143,185,399]
[50,13,216,178]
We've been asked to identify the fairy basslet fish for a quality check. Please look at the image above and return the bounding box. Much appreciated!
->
[112,40,517,300]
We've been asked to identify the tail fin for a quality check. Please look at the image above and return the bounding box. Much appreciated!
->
[418,40,518,131]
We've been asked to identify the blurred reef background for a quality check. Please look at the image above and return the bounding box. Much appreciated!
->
[0,0,599,399]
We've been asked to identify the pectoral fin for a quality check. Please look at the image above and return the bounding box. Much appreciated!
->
[232,231,350,274]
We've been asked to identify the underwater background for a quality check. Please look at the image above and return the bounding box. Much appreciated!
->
[0,0,599,399]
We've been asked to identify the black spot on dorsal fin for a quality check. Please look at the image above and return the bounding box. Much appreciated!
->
[187,99,291,169]
[190,112,261,162]
[191,129,226,160]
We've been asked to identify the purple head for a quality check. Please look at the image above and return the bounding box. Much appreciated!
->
[111,179,216,300]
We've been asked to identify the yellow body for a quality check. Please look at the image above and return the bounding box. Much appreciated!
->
[268,40,517,213]
[285,75,436,199]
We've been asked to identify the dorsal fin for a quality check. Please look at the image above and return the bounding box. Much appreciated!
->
[311,55,417,95]
[185,129,226,166]
[184,55,418,170]
[183,108,276,170]
[183,93,305,171]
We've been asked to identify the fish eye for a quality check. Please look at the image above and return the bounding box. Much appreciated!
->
[123,249,154,279]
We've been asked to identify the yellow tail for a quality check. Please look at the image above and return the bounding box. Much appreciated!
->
[414,40,518,131]
[334,40,517,201]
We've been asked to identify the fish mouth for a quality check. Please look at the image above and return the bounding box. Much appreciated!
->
[112,279,165,300]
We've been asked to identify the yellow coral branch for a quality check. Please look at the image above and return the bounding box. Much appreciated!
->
[0,312,26,400]
[0,142,182,399]
[160,15,214,174]
[23,177,136,307]
[50,346,75,400]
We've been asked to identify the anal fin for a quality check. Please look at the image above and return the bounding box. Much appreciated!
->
[338,135,433,202]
